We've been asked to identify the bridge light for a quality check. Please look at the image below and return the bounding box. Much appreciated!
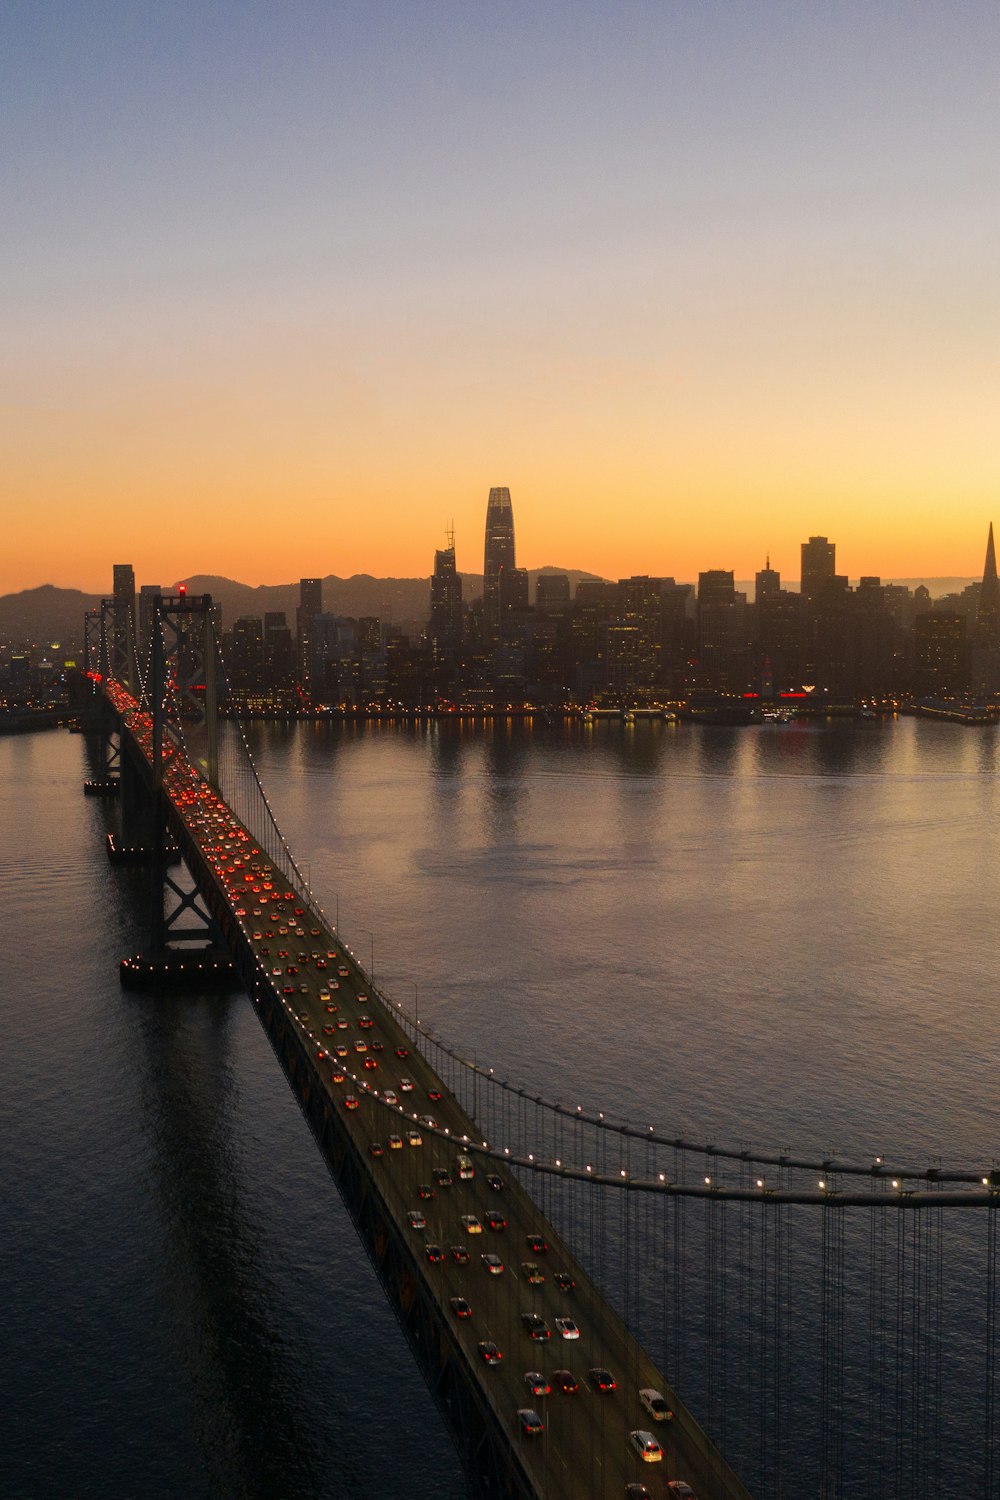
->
[704,1176,712,1186]
[555,1159,561,1167]
[892,1180,900,1190]
[659,1174,666,1182]
[756,1178,764,1189]
[586,1165,593,1173]
[818,1180,826,1190]
[984,1177,991,1187]
[620,1169,627,1178]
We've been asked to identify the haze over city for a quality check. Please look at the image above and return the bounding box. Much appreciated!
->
[3,1,999,594]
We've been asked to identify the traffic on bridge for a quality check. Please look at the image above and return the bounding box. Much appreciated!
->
[100,667,749,1500]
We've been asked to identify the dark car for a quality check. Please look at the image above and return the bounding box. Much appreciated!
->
[477,1341,502,1365]
[554,1271,576,1292]
[588,1367,617,1392]
[526,1234,549,1254]
[433,1167,453,1188]
[520,1312,551,1341]
[450,1244,471,1265]
[485,1211,507,1232]
[552,1368,579,1393]
[450,1296,472,1319]
[487,1173,505,1191]
[424,1243,445,1263]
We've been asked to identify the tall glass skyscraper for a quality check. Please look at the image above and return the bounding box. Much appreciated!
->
[483,487,516,642]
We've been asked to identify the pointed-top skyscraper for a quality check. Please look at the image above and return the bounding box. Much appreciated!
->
[971,523,1000,697]
[483,486,516,641]
[977,522,1000,630]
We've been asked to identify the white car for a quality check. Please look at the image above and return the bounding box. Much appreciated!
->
[639,1388,674,1422]
[554,1317,580,1340]
[400,1077,414,1092]
[384,1090,398,1106]
[628,1430,663,1464]
[461,1215,483,1235]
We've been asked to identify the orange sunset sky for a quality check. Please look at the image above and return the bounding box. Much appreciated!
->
[3,3,998,595]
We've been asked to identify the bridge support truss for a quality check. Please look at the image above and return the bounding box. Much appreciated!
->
[120,592,234,991]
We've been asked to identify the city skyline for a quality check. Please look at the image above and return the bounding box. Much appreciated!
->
[3,3,999,595]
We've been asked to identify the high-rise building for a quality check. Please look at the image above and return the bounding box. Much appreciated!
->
[971,523,1000,696]
[536,573,570,616]
[483,487,516,642]
[697,570,748,690]
[800,537,836,602]
[916,612,967,696]
[263,612,295,687]
[112,563,136,674]
[755,557,781,602]
[297,577,323,687]
[230,616,265,689]
[429,530,463,652]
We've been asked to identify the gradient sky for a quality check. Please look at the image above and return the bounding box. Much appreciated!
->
[3,1,998,594]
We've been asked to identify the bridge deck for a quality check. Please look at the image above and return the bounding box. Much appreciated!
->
[104,680,751,1500]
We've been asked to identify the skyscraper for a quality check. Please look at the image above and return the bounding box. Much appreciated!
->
[429,529,463,652]
[112,563,136,677]
[297,577,323,687]
[971,523,1000,696]
[800,537,836,602]
[483,487,516,642]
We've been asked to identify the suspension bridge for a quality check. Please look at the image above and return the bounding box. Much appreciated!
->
[80,588,1000,1499]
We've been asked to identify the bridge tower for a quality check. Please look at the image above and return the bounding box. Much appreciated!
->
[82,599,123,795]
[121,591,234,990]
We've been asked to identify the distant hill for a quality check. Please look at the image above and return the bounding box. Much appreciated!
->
[0,585,103,648]
[0,567,602,645]
[174,569,601,630]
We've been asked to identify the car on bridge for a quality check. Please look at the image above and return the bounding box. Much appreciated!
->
[628,1431,663,1463]
[554,1271,574,1291]
[344,1096,359,1110]
[486,1173,504,1191]
[482,1254,504,1275]
[450,1245,470,1264]
[407,1210,427,1229]
[477,1342,502,1365]
[524,1371,550,1397]
[666,1484,699,1497]
[552,1369,579,1394]
[449,1296,472,1319]
[555,1317,580,1340]
[417,1183,435,1200]
[369,1141,384,1157]
[461,1215,483,1234]
[522,1262,545,1285]
[485,1211,507,1231]
[424,1244,444,1263]
[400,1077,414,1091]
[406,1130,423,1147]
[433,1168,453,1188]
[520,1313,551,1341]
[639,1388,674,1423]
[526,1234,549,1253]
[588,1367,617,1392]
[516,1409,544,1437]
[388,1135,403,1150]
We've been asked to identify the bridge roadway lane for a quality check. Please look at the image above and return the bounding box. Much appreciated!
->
[108,688,750,1500]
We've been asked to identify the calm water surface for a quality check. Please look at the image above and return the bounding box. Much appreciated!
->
[2,717,998,1498]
